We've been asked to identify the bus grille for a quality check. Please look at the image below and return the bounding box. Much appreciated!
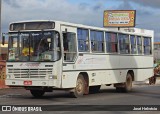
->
[8,69,52,79]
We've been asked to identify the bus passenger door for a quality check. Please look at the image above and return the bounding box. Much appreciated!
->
[60,25,78,88]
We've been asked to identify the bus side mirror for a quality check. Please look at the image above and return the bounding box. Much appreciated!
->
[2,33,5,45]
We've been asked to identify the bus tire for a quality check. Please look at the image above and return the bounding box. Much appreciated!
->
[70,74,85,98]
[89,85,101,94]
[116,87,123,92]
[30,90,45,98]
[123,73,133,92]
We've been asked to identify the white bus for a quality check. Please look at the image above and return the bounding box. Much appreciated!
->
[4,20,154,98]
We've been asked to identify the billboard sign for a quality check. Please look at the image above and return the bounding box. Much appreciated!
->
[104,10,136,27]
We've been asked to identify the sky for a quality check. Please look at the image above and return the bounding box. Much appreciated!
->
[1,0,160,42]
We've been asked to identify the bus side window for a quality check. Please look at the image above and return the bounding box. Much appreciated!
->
[63,32,77,62]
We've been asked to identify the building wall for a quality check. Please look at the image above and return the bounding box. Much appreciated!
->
[154,43,160,60]
[154,50,160,60]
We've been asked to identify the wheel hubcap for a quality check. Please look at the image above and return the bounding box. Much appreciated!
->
[76,80,83,93]
[127,76,132,89]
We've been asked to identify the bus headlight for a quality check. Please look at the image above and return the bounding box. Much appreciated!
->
[42,82,47,85]
[6,75,11,79]
[49,75,54,79]
[49,75,57,79]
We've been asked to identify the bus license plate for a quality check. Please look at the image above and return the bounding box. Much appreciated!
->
[24,81,32,85]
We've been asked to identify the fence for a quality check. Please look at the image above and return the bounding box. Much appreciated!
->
[0,60,7,89]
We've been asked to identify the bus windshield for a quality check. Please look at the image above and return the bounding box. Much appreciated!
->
[8,31,61,62]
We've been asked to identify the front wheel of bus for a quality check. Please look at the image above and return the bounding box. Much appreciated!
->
[123,73,132,92]
[70,74,85,98]
[30,90,45,98]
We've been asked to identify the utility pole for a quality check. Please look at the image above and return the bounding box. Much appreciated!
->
[0,0,1,36]
[0,0,2,57]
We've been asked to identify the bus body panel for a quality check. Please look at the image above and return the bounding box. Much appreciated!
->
[61,54,153,88]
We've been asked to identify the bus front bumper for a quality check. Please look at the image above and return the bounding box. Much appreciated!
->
[5,79,55,87]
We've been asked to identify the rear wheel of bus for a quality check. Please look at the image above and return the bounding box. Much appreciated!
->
[30,90,45,98]
[116,73,133,92]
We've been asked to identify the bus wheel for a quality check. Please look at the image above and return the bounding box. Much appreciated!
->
[89,85,101,94]
[70,74,85,98]
[30,90,45,98]
[123,73,132,92]
[116,87,123,92]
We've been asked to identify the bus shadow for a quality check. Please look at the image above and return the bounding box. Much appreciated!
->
[29,88,119,100]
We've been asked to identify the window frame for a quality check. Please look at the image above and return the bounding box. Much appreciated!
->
[143,37,152,55]
[77,28,89,52]
[130,35,137,54]
[118,34,130,54]
[90,30,105,53]
[137,36,143,54]
[105,32,118,53]
[63,32,77,62]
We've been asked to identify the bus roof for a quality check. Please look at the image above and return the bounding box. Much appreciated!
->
[10,20,154,37]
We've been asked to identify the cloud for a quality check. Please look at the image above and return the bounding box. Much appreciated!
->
[92,2,104,11]
[131,0,160,9]
[113,0,160,41]
[3,0,21,8]
[79,3,89,10]
[2,0,160,41]
[4,0,46,8]
[116,0,133,10]
[2,0,105,33]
